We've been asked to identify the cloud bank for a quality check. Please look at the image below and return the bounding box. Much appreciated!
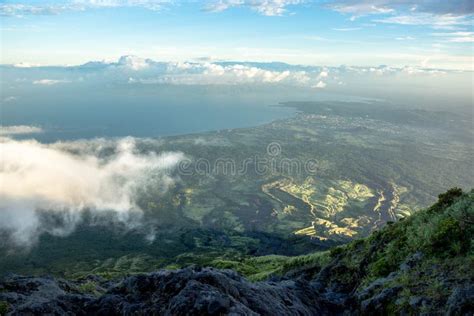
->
[3,55,463,90]
[0,136,184,247]
[2,56,471,107]
[129,61,312,85]
[0,125,43,136]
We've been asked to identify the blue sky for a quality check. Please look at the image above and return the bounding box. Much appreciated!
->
[1,0,473,69]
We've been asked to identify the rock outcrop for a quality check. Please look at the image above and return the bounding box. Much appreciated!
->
[0,268,346,315]
[1,188,472,315]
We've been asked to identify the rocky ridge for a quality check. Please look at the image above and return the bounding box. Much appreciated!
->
[1,188,472,315]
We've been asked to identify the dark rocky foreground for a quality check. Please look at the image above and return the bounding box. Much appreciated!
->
[1,261,472,316]
[4,267,341,316]
[1,189,473,315]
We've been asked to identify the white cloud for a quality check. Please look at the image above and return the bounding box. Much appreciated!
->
[8,55,469,90]
[2,96,18,103]
[318,70,329,78]
[206,0,303,16]
[432,31,474,43]
[0,137,184,247]
[395,36,415,40]
[73,0,170,11]
[0,1,171,17]
[33,79,70,85]
[327,1,473,30]
[345,64,450,76]
[314,80,327,88]
[330,2,393,18]
[401,66,446,75]
[0,4,66,17]
[448,36,474,43]
[117,55,151,70]
[327,0,474,16]
[129,61,312,85]
[0,125,43,136]
[13,62,42,68]
[200,63,295,83]
[332,27,362,31]
[375,13,471,30]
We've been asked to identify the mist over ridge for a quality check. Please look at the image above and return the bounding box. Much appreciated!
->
[0,136,184,247]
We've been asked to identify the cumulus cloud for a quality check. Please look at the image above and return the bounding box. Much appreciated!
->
[0,125,43,136]
[318,70,329,78]
[314,80,327,88]
[129,61,312,85]
[206,0,303,16]
[117,55,151,70]
[0,137,184,247]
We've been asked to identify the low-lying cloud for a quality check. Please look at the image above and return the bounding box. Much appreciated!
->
[0,125,43,136]
[0,136,184,247]
[129,61,312,85]
[2,56,472,106]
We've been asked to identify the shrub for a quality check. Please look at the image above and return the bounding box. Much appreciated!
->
[0,301,9,316]
[370,257,394,277]
[433,188,463,210]
[330,246,345,257]
[347,238,365,251]
[428,217,465,256]
[78,281,98,295]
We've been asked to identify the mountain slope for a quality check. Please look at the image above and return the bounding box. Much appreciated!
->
[0,188,472,315]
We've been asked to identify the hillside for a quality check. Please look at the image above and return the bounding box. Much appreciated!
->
[1,188,472,315]
[2,101,472,279]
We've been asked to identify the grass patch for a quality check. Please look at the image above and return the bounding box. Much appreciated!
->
[77,281,102,296]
